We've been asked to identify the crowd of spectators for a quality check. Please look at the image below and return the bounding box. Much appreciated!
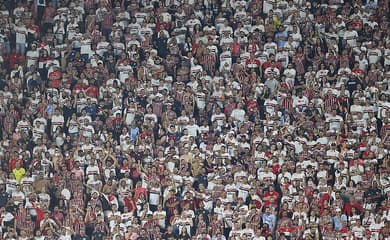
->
[0,0,389,239]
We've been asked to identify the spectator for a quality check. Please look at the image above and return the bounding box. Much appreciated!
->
[0,0,389,240]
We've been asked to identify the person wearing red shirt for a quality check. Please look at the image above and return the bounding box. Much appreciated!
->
[231,38,240,57]
[262,54,282,71]
[156,17,170,33]
[72,78,88,92]
[245,53,261,75]
[8,49,23,70]
[123,193,137,215]
[85,85,99,98]
[134,181,148,200]
[271,160,280,175]
[344,196,363,216]
[180,192,196,210]
[243,95,259,118]
[48,68,62,88]
[9,151,22,171]
[263,185,280,208]
[28,23,40,34]
[277,226,295,239]
[223,97,236,116]
[350,17,363,31]
[352,67,365,76]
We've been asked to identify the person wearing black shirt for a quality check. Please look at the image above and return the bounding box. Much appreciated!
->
[195,202,210,226]
[73,229,90,240]
[0,182,10,208]
[90,224,106,240]
[154,31,168,58]
[364,181,383,204]
[178,227,191,240]
[162,225,176,239]
[346,76,361,95]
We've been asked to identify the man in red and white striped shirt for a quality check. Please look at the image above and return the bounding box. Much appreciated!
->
[324,90,338,110]
[101,8,114,38]
[201,48,216,74]
[281,92,293,113]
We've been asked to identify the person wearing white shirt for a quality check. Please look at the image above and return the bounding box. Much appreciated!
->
[190,64,203,76]
[263,0,276,14]
[224,180,237,203]
[326,143,340,164]
[283,63,296,86]
[117,8,130,29]
[185,17,201,33]
[80,36,92,58]
[264,37,278,55]
[290,25,302,49]
[219,49,232,67]
[325,109,344,133]
[86,160,100,181]
[237,178,251,200]
[293,91,309,113]
[39,212,58,231]
[26,44,39,68]
[127,20,141,36]
[384,43,390,66]
[153,205,167,229]
[82,119,95,138]
[57,228,73,240]
[51,108,64,133]
[263,96,278,115]
[149,183,161,211]
[275,49,289,68]
[219,20,233,37]
[355,52,369,72]
[96,36,110,57]
[211,108,226,127]
[185,119,200,137]
[369,216,384,239]
[14,21,27,54]
[291,167,306,182]
[343,25,358,47]
[53,18,65,43]
[258,167,276,183]
[366,44,382,64]
[66,18,79,40]
[231,103,246,124]
[12,185,25,206]
[112,38,125,56]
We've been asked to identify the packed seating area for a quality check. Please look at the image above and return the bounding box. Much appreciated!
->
[0,0,389,239]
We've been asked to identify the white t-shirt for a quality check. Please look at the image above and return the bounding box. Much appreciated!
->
[293,96,309,110]
[149,187,161,206]
[82,124,95,138]
[225,184,237,202]
[344,30,358,47]
[384,48,390,65]
[185,124,200,137]
[231,108,246,123]
[15,26,27,43]
[80,38,92,56]
[86,165,100,180]
[264,99,278,115]
[51,114,64,132]
[367,48,382,64]
[211,113,226,126]
[96,41,109,57]
[12,191,25,206]
[325,115,343,132]
[26,50,39,68]
[153,210,166,228]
